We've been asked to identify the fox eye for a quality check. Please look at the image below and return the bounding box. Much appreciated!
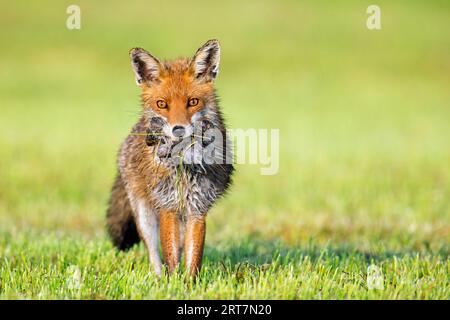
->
[188,98,199,107]
[156,100,167,109]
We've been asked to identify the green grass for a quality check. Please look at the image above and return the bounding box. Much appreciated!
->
[0,0,449,299]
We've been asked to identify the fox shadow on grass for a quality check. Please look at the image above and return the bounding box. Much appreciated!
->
[203,234,448,273]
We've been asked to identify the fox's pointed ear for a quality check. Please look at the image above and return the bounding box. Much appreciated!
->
[129,48,161,86]
[191,39,220,82]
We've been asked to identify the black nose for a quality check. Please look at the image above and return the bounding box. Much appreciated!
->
[172,125,186,137]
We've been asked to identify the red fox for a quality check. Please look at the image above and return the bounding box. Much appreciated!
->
[106,40,233,277]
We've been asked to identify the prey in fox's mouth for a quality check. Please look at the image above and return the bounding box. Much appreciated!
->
[145,117,220,166]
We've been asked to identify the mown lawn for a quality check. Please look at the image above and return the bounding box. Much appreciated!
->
[0,0,449,299]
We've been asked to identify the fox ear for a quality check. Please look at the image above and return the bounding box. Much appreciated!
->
[191,39,220,82]
[129,48,161,86]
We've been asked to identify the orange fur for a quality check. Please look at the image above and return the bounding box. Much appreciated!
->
[159,210,182,272]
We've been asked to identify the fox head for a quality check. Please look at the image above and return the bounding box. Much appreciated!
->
[130,39,223,140]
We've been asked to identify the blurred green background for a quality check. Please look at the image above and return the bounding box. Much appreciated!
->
[0,1,449,298]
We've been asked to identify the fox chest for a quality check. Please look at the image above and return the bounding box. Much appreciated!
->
[150,168,221,215]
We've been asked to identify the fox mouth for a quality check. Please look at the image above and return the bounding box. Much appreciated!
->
[146,117,218,165]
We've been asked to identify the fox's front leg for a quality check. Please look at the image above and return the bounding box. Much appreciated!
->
[132,200,163,276]
[184,215,206,277]
[159,210,182,273]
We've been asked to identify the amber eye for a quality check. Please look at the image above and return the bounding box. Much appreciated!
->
[188,98,199,107]
[156,100,167,109]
